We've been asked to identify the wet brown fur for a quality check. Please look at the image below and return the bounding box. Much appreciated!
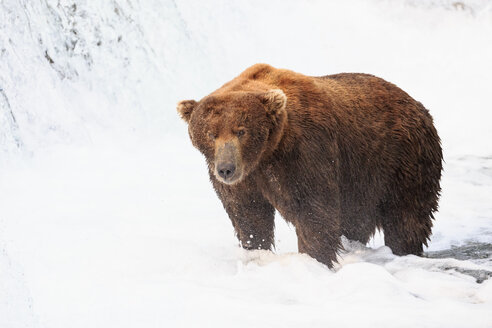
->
[177,64,443,268]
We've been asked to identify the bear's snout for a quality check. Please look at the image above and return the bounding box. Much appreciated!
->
[217,162,236,181]
[214,141,242,184]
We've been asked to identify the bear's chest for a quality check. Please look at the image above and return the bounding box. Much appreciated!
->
[256,162,305,225]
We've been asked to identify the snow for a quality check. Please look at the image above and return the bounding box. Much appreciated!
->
[1,0,492,327]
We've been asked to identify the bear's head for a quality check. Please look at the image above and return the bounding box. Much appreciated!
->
[177,90,287,185]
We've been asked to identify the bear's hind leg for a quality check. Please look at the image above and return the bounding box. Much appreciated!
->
[341,206,377,245]
[381,206,433,256]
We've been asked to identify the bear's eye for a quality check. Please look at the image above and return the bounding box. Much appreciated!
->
[236,129,246,137]
[207,132,216,140]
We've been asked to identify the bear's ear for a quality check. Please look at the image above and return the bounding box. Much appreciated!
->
[177,99,198,123]
[260,89,287,116]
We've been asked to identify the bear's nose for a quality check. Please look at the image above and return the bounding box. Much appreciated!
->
[217,163,236,180]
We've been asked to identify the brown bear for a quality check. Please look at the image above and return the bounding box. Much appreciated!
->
[177,63,442,268]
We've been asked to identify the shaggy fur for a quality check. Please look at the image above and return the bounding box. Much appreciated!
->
[177,63,443,268]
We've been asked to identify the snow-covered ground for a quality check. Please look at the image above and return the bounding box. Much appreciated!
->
[1,0,492,327]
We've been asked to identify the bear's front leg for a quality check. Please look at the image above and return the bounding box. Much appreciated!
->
[211,176,275,250]
[294,190,342,268]
[296,215,341,268]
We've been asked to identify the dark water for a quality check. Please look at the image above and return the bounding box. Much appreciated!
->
[424,242,492,283]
